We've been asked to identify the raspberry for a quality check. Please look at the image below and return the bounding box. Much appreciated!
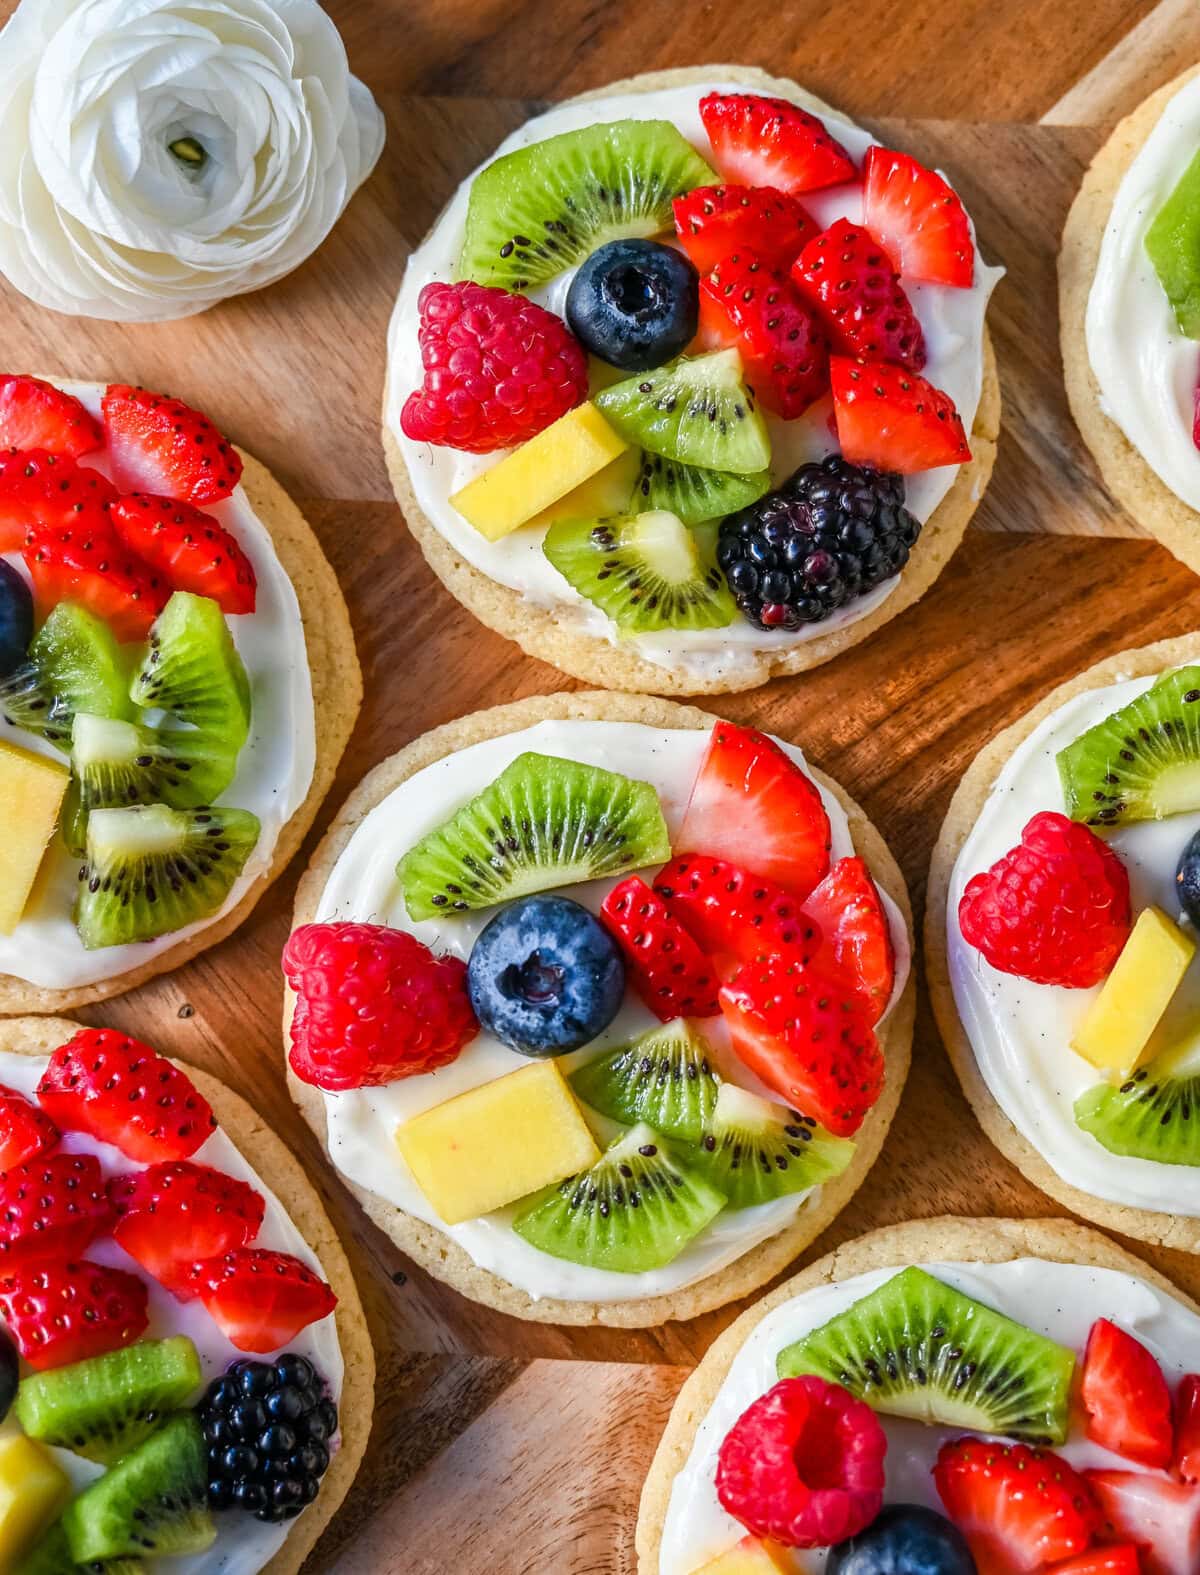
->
[716,1376,886,1548]
[283,922,478,1091]
[400,281,588,453]
[958,811,1132,988]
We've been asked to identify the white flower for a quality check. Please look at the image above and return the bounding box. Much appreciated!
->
[0,0,385,321]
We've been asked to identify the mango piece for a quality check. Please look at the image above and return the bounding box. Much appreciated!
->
[396,1061,601,1225]
[690,1536,791,1575]
[526,445,641,530]
[0,738,69,933]
[0,1435,70,1565]
[1071,906,1196,1076]
[450,402,628,541]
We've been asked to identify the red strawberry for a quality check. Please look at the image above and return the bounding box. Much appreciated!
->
[1049,1550,1142,1575]
[109,1160,266,1299]
[697,250,829,417]
[676,720,832,899]
[831,356,971,473]
[599,876,720,1019]
[102,384,243,505]
[0,449,117,552]
[653,855,822,980]
[673,184,818,274]
[0,1259,149,1371]
[792,223,926,370]
[801,857,895,1024]
[934,1439,1100,1571]
[37,1029,216,1164]
[180,1248,336,1353]
[24,516,169,642]
[720,954,883,1135]
[110,494,256,615]
[0,1153,114,1270]
[0,1084,58,1174]
[862,146,975,288]
[1080,1318,1173,1469]
[0,375,103,458]
[1174,1374,1200,1482]
[1087,1471,1200,1575]
[699,93,856,194]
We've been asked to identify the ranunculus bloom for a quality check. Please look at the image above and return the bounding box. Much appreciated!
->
[0,0,385,321]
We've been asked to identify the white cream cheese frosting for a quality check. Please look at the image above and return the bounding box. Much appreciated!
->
[384,80,1002,685]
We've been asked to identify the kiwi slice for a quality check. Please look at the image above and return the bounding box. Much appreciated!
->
[777,1265,1076,1445]
[0,602,132,749]
[570,1020,721,1142]
[16,1521,141,1574]
[689,1083,854,1209]
[1146,149,1200,338]
[398,751,670,922]
[130,592,250,751]
[596,350,770,475]
[15,1336,202,1466]
[512,1121,726,1273]
[64,1413,215,1563]
[1057,665,1200,825]
[458,119,716,291]
[631,452,771,526]
[74,802,260,949]
[1075,1028,1200,1163]
[544,511,736,634]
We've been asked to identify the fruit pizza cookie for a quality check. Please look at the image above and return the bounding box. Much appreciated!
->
[384,65,1001,695]
[0,375,359,1013]
[282,691,914,1327]
[638,1215,1200,1574]
[0,1015,371,1575]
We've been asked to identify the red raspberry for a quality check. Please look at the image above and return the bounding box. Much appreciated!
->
[283,922,478,1091]
[716,1376,886,1548]
[958,811,1132,988]
[400,281,588,453]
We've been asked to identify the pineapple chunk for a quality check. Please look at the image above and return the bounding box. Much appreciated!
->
[0,738,69,933]
[0,1435,70,1565]
[450,403,628,541]
[1071,906,1196,1076]
[525,446,641,530]
[396,1061,601,1225]
[690,1536,791,1574]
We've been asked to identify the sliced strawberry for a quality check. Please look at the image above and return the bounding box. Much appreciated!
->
[599,876,720,1019]
[801,857,895,1024]
[24,517,168,642]
[179,1248,337,1353]
[699,92,856,194]
[792,223,926,370]
[0,1084,58,1174]
[110,494,256,615]
[831,356,971,473]
[934,1438,1099,1571]
[862,146,975,288]
[1049,1549,1142,1575]
[1087,1471,1200,1575]
[0,1152,114,1271]
[0,1259,148,1371]
[37,1028,216,1164]
[109,1160,266,1299]
[676,720,832,898]
[673,184,818,274]
[1080,1319,1173,1469]
[0,376,103,459]
[1174,1374,1200,1482]
[653,855,822,980]
[697,250,829,417]
[0,449,117,552]
[102,384,243,505]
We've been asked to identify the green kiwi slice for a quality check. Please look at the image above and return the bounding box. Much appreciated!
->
[458,119,715,291]
[64,1413,215,1563]
[398,751,670,922]
[631,452,771,525]
[511,1121,726,1273]
[543,511,735,634]
[0,602,132,749]
[688,1083,854,1209]
[1057,665,1200,825]
[777,1265,1076,1444]
[1146,150,1200,338]
[16,1520,141,1574]
[1075,1028,1200,1163]
[571,1020,720,1142]
[130,592,250,751]
[74,802,260,950]
[596,350,770,475]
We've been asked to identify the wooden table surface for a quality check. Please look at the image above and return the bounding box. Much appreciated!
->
[5,0,1200,1569]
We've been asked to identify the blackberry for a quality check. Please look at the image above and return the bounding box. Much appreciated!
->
[716,455,921,630]
[199,1353,336,1523]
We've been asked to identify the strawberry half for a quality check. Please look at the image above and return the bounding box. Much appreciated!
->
[1049,1549,1142,1575]
[1174,1374,1200,1483]
[1080,1318,1173,1469]
[102,384,243,505]
[653,855,822,980]
[0,375,103,459]
[673,184,818,274]
[24,516,169,642]
[1087,1471,1200,1575]
[697,250,829,417]
[862,146,975,288]
[831,356,971,473]
[110,1160,266,1299]
[699,92,856,194]
[599,876,720,1020]
[0,1259,149,1371]
[801,857,895,1024]
[110,494,257,615]
[0,1152,114,1270]
[0,1084,58,1174]
[0,449,117,553]
[792,223,926,370]
[179,1248,337,1353]
[934,1439,1100,1571]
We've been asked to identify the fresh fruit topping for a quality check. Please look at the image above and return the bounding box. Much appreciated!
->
[398,751,669,921]
[101,384,242,505]
[674,184,818,274]
[631,451,769,526]
[0,739,69,934]
[690,1535,791,1575]
[862,146,975,287]
[283,921,477,1091]
[1074,1024,1200,1163]
[511,1121,726,1273]
[699,93,856,195]
[717,456,921,631]
[565,238,699,372]
[1179,829,1200,928]
[0,561,32,680]
[826,1504,977,1575]
[528,445,642,531]
[1072,907,1193,1076]
[37,1028,215,1163]
[178,1249,336,1354]
[802,857,895,1023]
[715,1376,886,1548]
[778,1265,1076,1443]
[0,1260,149,1371]
[109,1161,266,1297]
[1048,1548,1143,1574]
[24,520,168,643]
[130,588,251,759]
[467,893,625,1056]
[599,877,721,1020]
[397,1060,600,1226]
[697,250,829,418]
[653,854,822,977]
[1080,1318,1173,1468]
[0,1331,14,1426]
[199,1353,337,1522]
[1146,150,1200,339]
[1087,1469,1200,1575]
[110,494,256,615]
[0,1435,69,1568]
[0,449,116,550]
[595,348,771,474]
[1175,1373,1200,1482]
[0,1085,57,1174]
[675,719,832,897]
[958,810,1132,990]
[934,1439,1098,1571]
[792,223,926,370]
[690,1082,853,1208]
[0,1153,113,1271]
[0,375,102,458]
[831,356,971,473]
[572,1020,721,1141]
[0,599,133,749]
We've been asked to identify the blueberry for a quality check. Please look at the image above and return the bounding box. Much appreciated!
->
[827,1504,977,1575]
[1178,830,1200,928]
[566,239,699,371]
[468,894,625,1056]
[0,563,32,680]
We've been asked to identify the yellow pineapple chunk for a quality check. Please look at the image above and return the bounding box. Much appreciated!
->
[690,1535,792,1574]
[396,1061,600,1225]
[0,1435,70,1565]
[0,738,69,933]
[1071,906,1196,1076]
[526,446,641,530]
[450,402,628,541]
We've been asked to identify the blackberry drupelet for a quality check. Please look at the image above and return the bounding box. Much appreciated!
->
[716,454,921,630]
[200,1352,337,1523]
